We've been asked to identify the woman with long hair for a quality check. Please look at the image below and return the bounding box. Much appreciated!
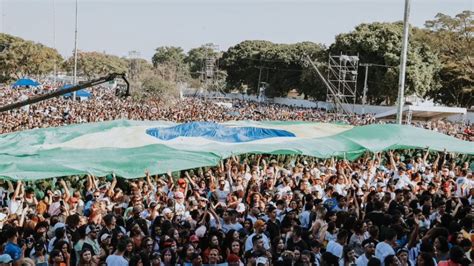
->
[271,237,286,265]
[161,248,177,266]
[179,243,195,265]
[349,220,369,256]
[223,230,240,254]
[49,249,67,266]
[124,238,134,262]
[31,242,49,266]
[226,240,244,266]
[77,248,98,266]
[341,246,357,266]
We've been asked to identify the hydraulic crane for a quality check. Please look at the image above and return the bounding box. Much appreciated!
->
[0,73,130,113]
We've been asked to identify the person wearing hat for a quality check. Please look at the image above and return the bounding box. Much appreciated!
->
[83,224,100,256]
[356,238,377,266]
[0,254,13,265]
[173,191,186,216]
[125,205,148,236]
[244,219,270,252]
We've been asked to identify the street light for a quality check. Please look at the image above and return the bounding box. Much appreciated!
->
[72,0,78,100]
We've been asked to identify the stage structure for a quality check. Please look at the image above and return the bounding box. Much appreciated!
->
[327,54,360,112]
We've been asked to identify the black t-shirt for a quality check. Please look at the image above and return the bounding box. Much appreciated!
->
[388,200,405,216]
[286,237,308,251]
[266,219,281,241]
[365,211,385,228]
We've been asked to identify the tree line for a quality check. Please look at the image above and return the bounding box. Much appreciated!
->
[0,11,471,107]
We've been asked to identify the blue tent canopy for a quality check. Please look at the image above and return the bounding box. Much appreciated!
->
[12,78,41,88]
[61,84,92,98]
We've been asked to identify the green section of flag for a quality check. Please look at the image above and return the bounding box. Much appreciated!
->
[0,120,472,181]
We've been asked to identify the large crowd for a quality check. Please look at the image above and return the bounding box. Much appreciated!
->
[0,85,472,142]
[0,85,472,266]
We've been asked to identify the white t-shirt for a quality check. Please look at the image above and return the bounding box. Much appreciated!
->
[355,254,369,266]
[106,254,128,266]
[456,176,473,197]
[375,241,395,263]
[326,240,343,258]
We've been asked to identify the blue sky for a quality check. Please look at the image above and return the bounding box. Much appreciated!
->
[1,0,472,60]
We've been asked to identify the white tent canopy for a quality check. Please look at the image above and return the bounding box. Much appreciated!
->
[375,105,467,123]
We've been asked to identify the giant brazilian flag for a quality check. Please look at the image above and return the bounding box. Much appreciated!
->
[0,120,472,180]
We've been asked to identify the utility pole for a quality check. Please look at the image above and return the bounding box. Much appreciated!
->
[359,63,397,114]
[52,0,57,85]
[257,66,262,101]
[72,0,79,100]
[396,0,411,124]
[361,64,369,114]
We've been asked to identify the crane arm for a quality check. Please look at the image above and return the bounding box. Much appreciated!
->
[0,73,130,113]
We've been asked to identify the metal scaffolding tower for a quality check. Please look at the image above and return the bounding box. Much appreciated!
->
[327,54,359,109]
[200,44,224,97]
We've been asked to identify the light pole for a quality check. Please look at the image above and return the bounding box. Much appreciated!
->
[396,0,411,124]
[53,0,57,84]
[72,0,78,100]
[361,64,369,114]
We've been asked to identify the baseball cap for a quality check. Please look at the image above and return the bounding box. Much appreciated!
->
[53,190,62,197]
[174,191,184,199]
[189,235,199,243]
[361,238,377,248]
[0,254,13,263]
[162,208,173,216]
[236,203,246,214]
[100,233,111,242]
[85,225,97,235]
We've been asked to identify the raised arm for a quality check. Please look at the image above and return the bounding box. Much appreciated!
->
[167,171,175,191]
[59,179,71,202]
[407,218,420,249]
[107,173,117,198]
[13,180,22,199]
[423,148,430,165]
[389,150,397,171]
[144,170,152,188]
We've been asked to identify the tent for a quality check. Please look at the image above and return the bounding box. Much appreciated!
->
[61,84,92,99]
[12,78,41,88]
[0,120,472,181]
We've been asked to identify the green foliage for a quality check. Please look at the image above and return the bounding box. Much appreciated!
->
[152,46,186,67]
[221,40,325,97]
[418,11,473,107]
[152,46,189,83]
[141,74,178,97]
[329,22,441,104]
[0,33,63,83]
[63,51,128,79]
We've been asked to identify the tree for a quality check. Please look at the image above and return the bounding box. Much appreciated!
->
[151,46,189,83]
[152,46,185,66]
[140,74,178,98]
[418,11,473,107]
[329,22,441,105]
[0,33,63,82]
[63,51,128,79]
[221,40,325,97]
